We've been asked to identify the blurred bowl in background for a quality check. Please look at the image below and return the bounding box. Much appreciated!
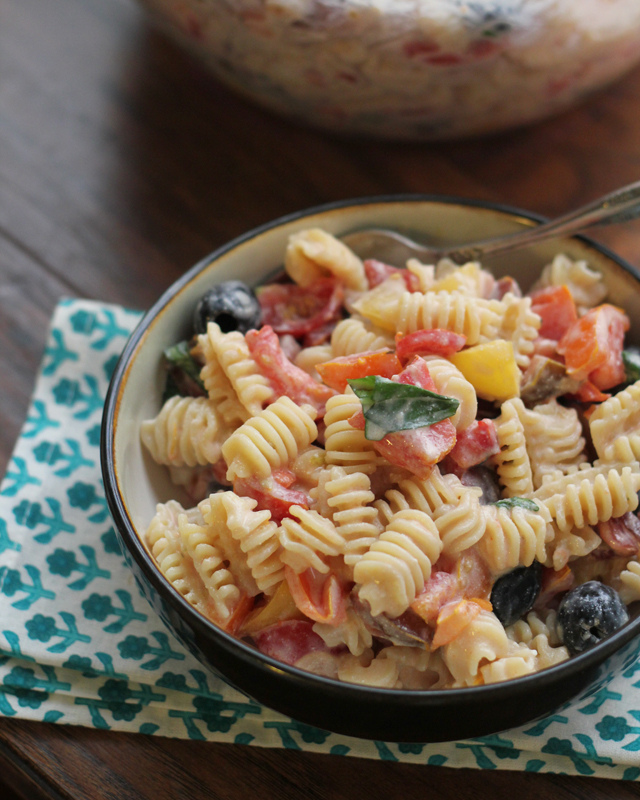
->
[136,0,640,140]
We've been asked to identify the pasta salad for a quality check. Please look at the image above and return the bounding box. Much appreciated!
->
[140,228,640,690]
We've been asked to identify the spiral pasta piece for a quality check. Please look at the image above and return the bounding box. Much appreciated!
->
[423,356,477,430]
[200,491,284,596]
[491,398,534,497]
[533,463,640,532]
[140,395,225,467]
[222,396,318,481]
[337,651,399,688]
[478,503,551,573]
[285,228,367,290]
[330,318,394,357]
[532,253,607,310]
[322,467,381,570]
[375,469,485,557]
[354,508,442,618]
[294,344,333,379]
[544,522,601,570]
[495,293,541,370]
[518,399,587,487]
[199,322,274,416]
[323,389,379,474]
[197,333,248,427]
[442,609,511,687]
[178,511,243,623]
[619,558,640,605]
[278,505,344,573]
[356,289,503,342]
[589,381,640,464]
[506,610,569,671]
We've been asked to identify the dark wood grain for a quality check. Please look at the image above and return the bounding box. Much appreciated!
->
[4,0,640,797]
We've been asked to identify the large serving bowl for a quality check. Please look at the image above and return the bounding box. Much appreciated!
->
[101,196,640,742]
[136,0,640,140]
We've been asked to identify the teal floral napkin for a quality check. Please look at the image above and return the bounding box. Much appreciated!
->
[3,298,640,779]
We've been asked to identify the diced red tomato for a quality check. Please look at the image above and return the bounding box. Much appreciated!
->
[454,548,492,600]
[234,472,311,524]
[411,572,458,624]
[446,419,500,469]
[364,259,420,292]
[251,619,330,665]
[569,380,610,404]
[598,513,640,556]
[431,599,489,650]
[557,304,630,389]
[285,566,348,626]
[395,355,435,389]
[411,548,491,626]
[529,285,578,341]
[395,329,467,363]
[315,350,402,392]
[257,278,344,337]
[246,325,336,415]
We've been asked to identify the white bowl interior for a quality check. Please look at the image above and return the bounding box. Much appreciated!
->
[111,199,640,558]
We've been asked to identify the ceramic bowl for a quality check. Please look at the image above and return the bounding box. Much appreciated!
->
[101,196,640,742]
[136,0,640,140]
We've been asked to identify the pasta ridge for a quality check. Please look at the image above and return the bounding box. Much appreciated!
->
[140,395,225,467]
[222,396,318,481]
[354,508,442,618]
[278,505,344,574]
[589,380,640,463]
[201,322,274,415]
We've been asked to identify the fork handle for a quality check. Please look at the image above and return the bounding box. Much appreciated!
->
[447,179,640,264]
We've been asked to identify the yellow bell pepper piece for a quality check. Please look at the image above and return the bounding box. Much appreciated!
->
[239,580,304,635]
[449,340,520,403]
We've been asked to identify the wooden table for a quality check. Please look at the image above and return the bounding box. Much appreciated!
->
[3,0,640,796]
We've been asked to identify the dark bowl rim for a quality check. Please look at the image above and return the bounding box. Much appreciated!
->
[101,192,640,705]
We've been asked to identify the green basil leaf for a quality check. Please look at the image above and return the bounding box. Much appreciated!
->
[347,375,459,441]
[493,497,539,512]
[164,341,205,390]
[623,348,640,385]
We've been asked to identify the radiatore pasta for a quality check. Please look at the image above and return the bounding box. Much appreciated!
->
[140,227,640,690]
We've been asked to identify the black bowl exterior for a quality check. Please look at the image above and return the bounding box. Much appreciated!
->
[101,194,640,743]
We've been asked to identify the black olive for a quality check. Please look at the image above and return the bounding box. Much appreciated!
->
[490,562,543,627]
[193,281,261,336]
[557,581,629,655]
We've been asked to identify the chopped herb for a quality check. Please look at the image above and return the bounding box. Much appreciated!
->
[162,341,206,401]
[164,342,205,387]
[622,348,640,385]
[494,497,540,512]
[347,375,459,441]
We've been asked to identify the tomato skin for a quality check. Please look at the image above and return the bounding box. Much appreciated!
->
[257,278,344,337]
[557,304,630,389]
[246,325,336,414]
[316,350,402,392]
[285,566,348,626]
[446,419,499,469]
[234,473,311,523]
[364,259,420,292]
[252,619,329,665]
[395,329,467,362]
[529,285,578,341]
